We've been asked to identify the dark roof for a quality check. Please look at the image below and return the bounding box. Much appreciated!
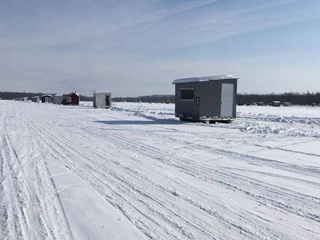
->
[68,92,79,97]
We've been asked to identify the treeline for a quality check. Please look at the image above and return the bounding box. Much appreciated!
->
[1,91,319,105]
[0,92,93,101]
[113,92,320,105]
[113,95,174,103]
[237,92,320,105]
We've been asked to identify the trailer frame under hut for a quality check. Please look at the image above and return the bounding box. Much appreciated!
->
[93,90,111,108]
[172,75,238,122]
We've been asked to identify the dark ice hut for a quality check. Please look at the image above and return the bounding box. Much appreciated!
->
[67,91,80,105]
[41,94,53,103]
[172,75,238,121]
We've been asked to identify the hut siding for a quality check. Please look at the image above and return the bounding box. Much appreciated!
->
[175,83,199,120]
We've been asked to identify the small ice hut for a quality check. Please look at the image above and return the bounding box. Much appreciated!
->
[32,96,40,103]
[283,102,291,107]
[271,101,281,107]
[172,75,238,121]
[93,90,111,108]
[53,94,63,104]
[41,94,53,103]
[67,91,80,105]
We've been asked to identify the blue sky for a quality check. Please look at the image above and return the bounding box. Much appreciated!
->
[1,0,320,96]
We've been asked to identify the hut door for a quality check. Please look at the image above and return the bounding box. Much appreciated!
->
[106,96,110,106]
[220,84,234,118]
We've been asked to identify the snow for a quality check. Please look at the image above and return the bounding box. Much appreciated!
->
[94,90,111,94]
[112,103,320,137]
[68,92,79,97]
[0,100,320,240]
[172,75,237,84]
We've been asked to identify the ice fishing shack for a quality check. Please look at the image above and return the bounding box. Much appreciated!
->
[93,90,111,108]
[172,75,238,122]
[67,91,80,105]
[32,96,40,103]
[53,94,63,104]
[41,94,53,103]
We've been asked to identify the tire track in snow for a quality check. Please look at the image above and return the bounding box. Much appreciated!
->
[46,126,259,239]
[71,115,320,236]
[135,134,320,223]
[29,113,238,239]
[33,106,319,239]
[97,126,320,223]
[66,109,320,179]
[22,111,195,239]
[26,108,290,240]
[252,143,320,158]
[0,103,74,240]
[0,116,39,239]
[3,102,320,240]
[0,106,33,240]
[24,104,269,239]
[167,138,320,178]
[81,108,320,238]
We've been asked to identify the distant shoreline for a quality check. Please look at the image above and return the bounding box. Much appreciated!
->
[1,91,319,106]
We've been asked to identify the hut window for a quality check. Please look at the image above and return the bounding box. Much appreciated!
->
[180,89,194,100]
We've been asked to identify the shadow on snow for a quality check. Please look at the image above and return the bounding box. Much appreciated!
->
[95,119,182,125]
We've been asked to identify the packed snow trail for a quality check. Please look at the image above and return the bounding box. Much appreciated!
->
[0,101,320,240]
[0,105,74,240]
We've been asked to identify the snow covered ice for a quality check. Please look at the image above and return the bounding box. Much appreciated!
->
[0,100,320,240]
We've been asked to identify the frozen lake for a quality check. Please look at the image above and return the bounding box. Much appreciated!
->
[1,100,320,240]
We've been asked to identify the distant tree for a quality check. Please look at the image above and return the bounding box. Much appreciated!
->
[237,92,320,105]
[2,91,319,105]
[113,95,175,103]
[0,91,93,101]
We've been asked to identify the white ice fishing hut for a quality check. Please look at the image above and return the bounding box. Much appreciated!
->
[53,94,63,104]
[32,96,40,103]
[93,90,111,108]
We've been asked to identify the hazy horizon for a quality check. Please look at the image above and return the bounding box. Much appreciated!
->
[1,0,320,97]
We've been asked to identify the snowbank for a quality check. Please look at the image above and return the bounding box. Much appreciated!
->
[112,103,320,138]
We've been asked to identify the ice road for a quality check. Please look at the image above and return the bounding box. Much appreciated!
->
[0,101,320,240]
